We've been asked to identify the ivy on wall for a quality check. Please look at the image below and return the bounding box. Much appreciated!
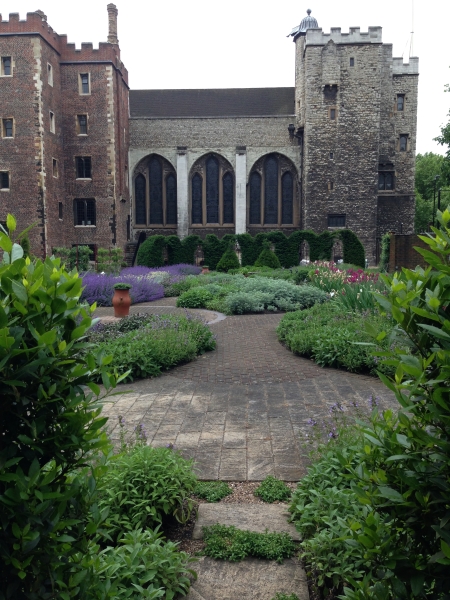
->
[136,229,365,269]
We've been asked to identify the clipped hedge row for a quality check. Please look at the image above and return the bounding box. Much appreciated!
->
[136,229,365,269]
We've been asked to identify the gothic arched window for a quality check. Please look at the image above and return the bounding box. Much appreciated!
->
[190,153,235,227]
[248,153,297,227]
[133,154,177,227]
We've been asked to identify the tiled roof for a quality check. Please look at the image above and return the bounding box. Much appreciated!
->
[129,88,295,118]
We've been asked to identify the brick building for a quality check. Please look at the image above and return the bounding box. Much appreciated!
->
[0,4,129,258]
[0,7,418,263]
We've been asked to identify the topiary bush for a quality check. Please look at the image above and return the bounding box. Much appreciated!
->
[136,235,166,268]
[216,244,241,272]
[0,215,123,599]
[254,242,282,269]
[176,287,214,308]
[339,229,365,268]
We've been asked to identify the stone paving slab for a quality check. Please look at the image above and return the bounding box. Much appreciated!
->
[192,503,300,541]
[99,300,397,480]
[185,557,309,600]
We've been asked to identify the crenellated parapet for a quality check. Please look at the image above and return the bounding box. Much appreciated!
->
[0,10,128,82]
[305,26,383,46]
[392,57,419,75]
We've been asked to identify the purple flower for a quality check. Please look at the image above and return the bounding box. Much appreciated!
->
[329,402,344,414]
[307,418,317,426]
[81,272,164,306]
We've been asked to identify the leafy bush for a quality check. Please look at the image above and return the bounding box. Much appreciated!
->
[339,229,365,268]
[216,245,241,272]
[378,232,391,272]
[176,287,214,308]
[254,476,292,503]
[202,525,295,563]
[291,267,311,284]
[85,528,196,600]
[0,215,123,599]
[91,314,216,381]
[194,481,232,502]
[290,440,377,597]
[339,208,450,598]
[277,302,398,375]
[97,445,197,541]
[254,244,282,269]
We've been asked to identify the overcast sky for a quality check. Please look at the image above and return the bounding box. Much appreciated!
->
[2,0,449,156]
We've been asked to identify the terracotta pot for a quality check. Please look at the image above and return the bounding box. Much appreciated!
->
[201,266,210,274]
[112,288,131,317]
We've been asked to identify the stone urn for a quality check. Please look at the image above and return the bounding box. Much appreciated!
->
[112,283,132,317]
[201,266,210,274]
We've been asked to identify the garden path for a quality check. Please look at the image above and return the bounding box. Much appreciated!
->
[96,298,397,481]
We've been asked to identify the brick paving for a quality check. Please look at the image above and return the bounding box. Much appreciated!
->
[97,299,397,481]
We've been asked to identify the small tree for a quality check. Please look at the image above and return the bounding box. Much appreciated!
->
[0,215,125,598]
[216,244,240,272]
[254,241,281,269]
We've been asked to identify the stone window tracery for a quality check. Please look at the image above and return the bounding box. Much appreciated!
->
[190,153,235,227]
[133,154,177,227]
[248,153,297,227]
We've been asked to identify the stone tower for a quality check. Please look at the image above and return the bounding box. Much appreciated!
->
[290,10,419,262]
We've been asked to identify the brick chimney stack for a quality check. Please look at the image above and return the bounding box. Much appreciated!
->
[107,3,118,44]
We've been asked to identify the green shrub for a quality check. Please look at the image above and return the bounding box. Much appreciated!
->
[98,445,197,541]
[277,303,398,375]
[137,235,166,267]
[0,215,123,598]
[339,229,365,268]
[202,525,295,563]
[340,208,450,598]
[216,245,241,272]
[378,232,391,272]
[254,244,282,269]
[271,595,300,600]
[176,287,214,308]
[291,267,311,284]
[164,275,201,297]
[85,528,196,599]
[224,278,327,314]
[254,477,292,503]
[194,481,232,502]
[91,314,216,381]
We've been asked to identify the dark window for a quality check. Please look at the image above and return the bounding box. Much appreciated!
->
[3,118,13,137]
[281,172,293,225]
[74,199,96,225]
[206,155,219,223]
[80,73,89,94]
[2,56,12,75]
[249,172,261,224]
[53,159,58,177]
[328,214,346,228]
[330,108,336,120]
[350,57,355,67]
[135,174,146,224]
[49,112,55,133]
[329,181,334,191]
[378,172,394,191]
[397,95,405,111]
[399,135,408,152]
[78,115,87,135]
[192,174,203,224]
[264,155,278,225]
[223,172,234,224]
[58,202,63,219]
[76,156,92,178]
[166,173,177,224]
[0,171,10,189]
[149,156,163,224]
[330,152,334,159]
